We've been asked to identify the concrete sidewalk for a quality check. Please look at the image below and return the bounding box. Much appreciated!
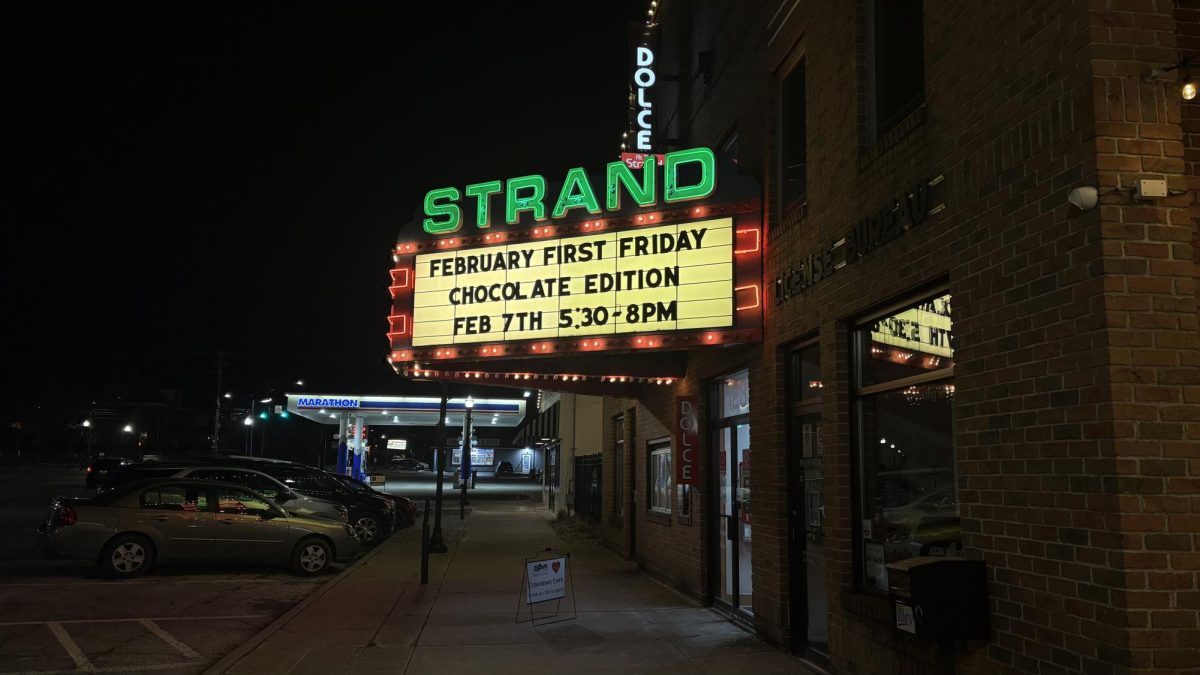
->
[207,501,818,675]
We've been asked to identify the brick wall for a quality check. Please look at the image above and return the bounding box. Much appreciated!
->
[583,0,1199,672]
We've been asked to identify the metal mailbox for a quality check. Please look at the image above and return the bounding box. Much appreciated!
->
[887,557,988,641]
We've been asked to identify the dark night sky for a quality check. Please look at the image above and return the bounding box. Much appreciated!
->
[3,2,644,415]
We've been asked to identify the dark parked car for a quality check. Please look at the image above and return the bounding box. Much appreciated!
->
[326,472,418,528]
[196,456,396,546]
[494,461,514,476]
[103,463,349,524]
[100,462,182,489]
[85,456,131,489]
[389,457,430,471]
[39,479,359,578]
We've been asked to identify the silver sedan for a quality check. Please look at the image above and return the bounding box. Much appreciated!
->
[38,479,360,578]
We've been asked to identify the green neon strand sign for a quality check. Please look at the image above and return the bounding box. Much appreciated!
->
[422,147,716,234]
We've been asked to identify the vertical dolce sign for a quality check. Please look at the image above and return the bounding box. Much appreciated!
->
[631,22,657,152]
[676,395,699,485]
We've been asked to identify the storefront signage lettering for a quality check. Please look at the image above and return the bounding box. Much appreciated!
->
[676,396,699,485]
[422,147,716,234]
[633,45,656,151]
[773,176,945,304]
[411,220,734,345]
[525,556,568,604]
[296,397,359,409]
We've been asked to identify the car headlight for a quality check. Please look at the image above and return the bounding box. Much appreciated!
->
[337,506,349,523]
[343,524,355,537]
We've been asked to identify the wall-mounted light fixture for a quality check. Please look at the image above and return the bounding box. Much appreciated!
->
[1145,53,1199,101]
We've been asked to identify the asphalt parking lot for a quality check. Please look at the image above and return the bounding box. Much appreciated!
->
[0,464,524,673]
[0,465,332,674]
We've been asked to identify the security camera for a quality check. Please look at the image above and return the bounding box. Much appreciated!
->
[1067,186,1098,211]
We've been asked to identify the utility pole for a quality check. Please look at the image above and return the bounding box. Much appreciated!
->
[428,381,449,553]
[212,351,224,453]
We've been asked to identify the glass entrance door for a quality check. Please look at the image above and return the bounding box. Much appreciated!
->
[795,413,827,658]
[713,369,751,617]
[789,343,828,664]
[717,423,753,612]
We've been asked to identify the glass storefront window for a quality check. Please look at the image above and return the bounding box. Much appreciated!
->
[795,342,823,401]
[860,292,954,387]
[718,370,750,418]
[856,292,959,592]
[649,442,672,514]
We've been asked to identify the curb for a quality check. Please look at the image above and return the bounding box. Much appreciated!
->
[201,540,394,675]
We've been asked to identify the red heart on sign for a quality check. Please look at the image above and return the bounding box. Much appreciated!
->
[552,561,560,573]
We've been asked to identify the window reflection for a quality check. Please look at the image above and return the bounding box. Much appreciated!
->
[857,293,958,592]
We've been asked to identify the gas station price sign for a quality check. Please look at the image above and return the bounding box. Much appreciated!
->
[412,219,733,345]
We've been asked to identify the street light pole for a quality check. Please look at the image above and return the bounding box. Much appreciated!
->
[460,396,473,514]
[244,397,254,455]
[428,381,449,554]
[212,351,223,453]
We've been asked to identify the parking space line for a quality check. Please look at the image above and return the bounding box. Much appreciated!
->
[2,661,203,675]
[138,620,200,659]
[0,615,266,627]
[44,622,93,673]
[0,579,290,588]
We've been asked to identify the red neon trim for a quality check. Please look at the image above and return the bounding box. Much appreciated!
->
[735,285,761,311]
[734,228,760,254]
[387,314,409,335]
[390,268,411,287]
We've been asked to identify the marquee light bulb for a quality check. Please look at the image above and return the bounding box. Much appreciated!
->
[1184,80,1198,100]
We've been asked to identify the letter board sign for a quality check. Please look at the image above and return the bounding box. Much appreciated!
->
[525,556,567,604]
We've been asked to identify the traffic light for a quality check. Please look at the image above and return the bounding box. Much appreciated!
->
[279,410,290,419]
[258,410,269,420]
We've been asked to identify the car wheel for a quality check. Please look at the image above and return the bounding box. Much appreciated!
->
[101,534,154,578]
[291,537,332,576]
[351,512,383,546]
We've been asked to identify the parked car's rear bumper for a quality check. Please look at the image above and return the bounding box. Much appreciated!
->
[37,525,100,560]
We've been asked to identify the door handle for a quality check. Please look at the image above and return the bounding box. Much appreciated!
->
[150,515,169,522]
[217,518,236,525]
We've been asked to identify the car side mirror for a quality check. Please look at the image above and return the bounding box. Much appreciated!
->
[277,491,296,503]
[260,509,283,520]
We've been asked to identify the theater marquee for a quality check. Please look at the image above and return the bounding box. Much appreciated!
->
[387,147,762,390]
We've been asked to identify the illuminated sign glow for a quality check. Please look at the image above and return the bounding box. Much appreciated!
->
[633,45,656,151]
[297,397,359,409]
[870,294,953,358]
[412,219,734,345]
[422,147,716,235]
[389,146,763,378]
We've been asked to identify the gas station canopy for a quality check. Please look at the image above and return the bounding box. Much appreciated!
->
[284,393,527,427]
